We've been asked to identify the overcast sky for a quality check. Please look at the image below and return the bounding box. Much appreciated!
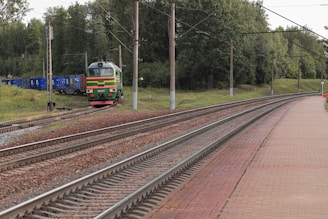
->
[24,0,90,21]
[25,0,328,39]
[262,0,328,39]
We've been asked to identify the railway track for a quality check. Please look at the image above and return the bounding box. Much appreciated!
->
[0,97,294,218]
[0,104,115,134]
[0,93,312,136]
[0,94,310,172]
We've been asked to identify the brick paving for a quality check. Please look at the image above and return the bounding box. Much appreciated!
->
[146,96,328,219]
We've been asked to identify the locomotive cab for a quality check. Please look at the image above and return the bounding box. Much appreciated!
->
[86,61,123,106]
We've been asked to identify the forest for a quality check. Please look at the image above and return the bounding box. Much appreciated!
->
[0,0,327,90]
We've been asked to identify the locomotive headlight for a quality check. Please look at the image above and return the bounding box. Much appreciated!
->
[86,89,93,93]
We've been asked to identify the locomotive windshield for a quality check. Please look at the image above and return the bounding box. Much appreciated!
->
[88,67,113,77]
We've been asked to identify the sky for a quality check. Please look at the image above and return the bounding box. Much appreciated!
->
[25,0,328,39]
[24,0,90,22]
[262,0,328,39]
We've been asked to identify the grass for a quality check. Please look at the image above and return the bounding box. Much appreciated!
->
[0,78,326,122]
[120,79,325,111]
[0,84,89,121]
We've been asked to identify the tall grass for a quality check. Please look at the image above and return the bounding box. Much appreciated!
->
[118,79,324,111]
[0,78,325,122]
[0,84,89,121]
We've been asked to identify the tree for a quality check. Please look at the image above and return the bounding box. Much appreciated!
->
[26,19,43,55]
[139,0,170,63]
[47,7,68,74]
[0,21,27,76]
[108,0,135,84]
[0,0,30,25]
[0,0,326,87]
[23,19,45,76]
[176,0,224,89]
[65,3,89,74]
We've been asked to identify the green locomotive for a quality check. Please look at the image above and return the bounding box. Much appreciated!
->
[86,60,123,106]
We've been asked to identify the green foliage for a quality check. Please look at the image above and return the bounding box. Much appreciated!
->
[0,0,327,91]
[139,0,170,63]
[139,61,170,88]
[0,0,30,25]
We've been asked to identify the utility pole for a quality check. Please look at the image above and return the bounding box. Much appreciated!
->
[118,44,122,70]
[297,57,300,94]
[169,3,176,110]
[132,0,139,110]
[271,54,275,96]
[85,52,88,73]
[46,21,54,111]
[229,39,234,97]
[42,58,45,78]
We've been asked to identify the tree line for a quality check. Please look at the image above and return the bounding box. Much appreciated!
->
[0,0,327,90]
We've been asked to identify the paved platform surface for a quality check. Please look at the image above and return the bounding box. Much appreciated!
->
[146,96,328,219]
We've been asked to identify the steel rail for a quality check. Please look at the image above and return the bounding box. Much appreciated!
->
[0,94,309,172]
[0,92,316,135]
[96,100,290,219]
[0,98,295,218]
[0,92,318,134]
[0,92,314,157]
[0,104,113,134]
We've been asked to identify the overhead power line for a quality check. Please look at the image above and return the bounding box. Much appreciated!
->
[96,2,133,38]
[140,1,213,38]
[243,30,305,35]
[257,3,328,41]
[268,4,328,8]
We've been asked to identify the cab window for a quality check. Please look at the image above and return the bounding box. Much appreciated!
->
[116,71,121,79]
[101,68,113,76]
[88,68,113,77]
[88,68,100,77]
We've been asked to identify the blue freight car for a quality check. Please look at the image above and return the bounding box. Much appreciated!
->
[1,79,10,85]
[53,76,68,93]
[10,79,23,87]
[2,74,86,95]
[65,74,85,94]
[22,78,30,89]
[1,79,23,87]
[30,78,47,90]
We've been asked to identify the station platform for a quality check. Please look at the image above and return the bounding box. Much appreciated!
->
[147,96,328,219]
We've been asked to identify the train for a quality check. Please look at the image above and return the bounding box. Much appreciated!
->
[1,60,124,106]
[85,60,123,106]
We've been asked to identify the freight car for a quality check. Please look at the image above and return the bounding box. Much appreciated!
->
[85,60,123,106]
[2,74,86,94]
[52,74,86,94]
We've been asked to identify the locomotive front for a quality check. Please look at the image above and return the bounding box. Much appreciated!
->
[86,61,123,106]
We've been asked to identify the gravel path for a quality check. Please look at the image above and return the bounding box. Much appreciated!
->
[0,126,41,146]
